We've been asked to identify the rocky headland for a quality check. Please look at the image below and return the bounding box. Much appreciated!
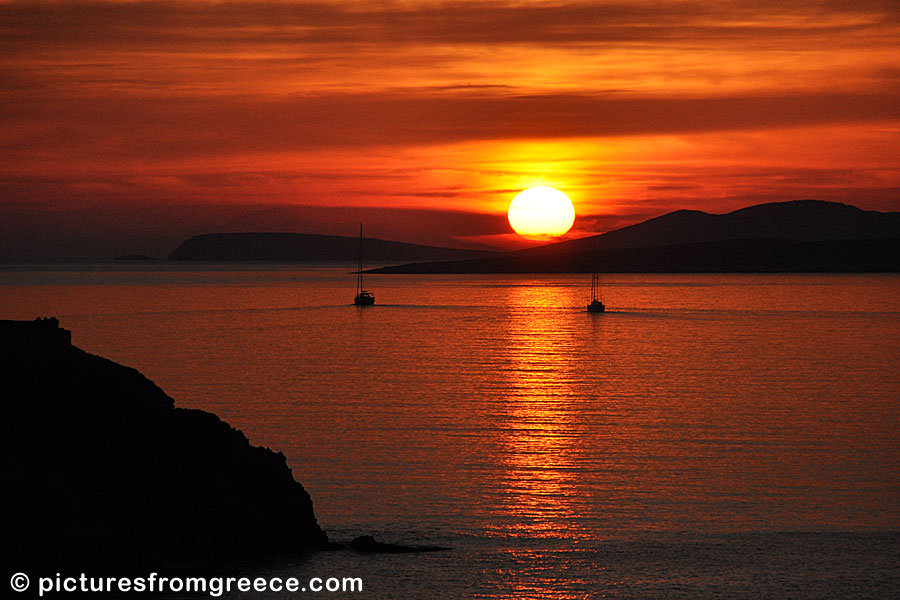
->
[2,318,329,570]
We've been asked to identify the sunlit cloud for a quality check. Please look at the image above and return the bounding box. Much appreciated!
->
[1,1,898,255]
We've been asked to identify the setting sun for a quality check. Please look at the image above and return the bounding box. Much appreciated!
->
[508,187,576,239]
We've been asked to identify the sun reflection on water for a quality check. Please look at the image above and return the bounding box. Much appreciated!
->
[492,284,594,539]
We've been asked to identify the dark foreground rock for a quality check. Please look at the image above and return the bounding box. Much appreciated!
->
[1,318,329,570]
[350,536,448,554]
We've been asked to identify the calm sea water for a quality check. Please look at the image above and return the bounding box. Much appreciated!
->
[3,265,899,598]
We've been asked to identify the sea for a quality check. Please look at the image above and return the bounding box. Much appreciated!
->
[2,264,899,599]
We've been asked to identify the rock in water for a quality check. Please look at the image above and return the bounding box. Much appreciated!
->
[350,535,449,554]
[1,318,329,569]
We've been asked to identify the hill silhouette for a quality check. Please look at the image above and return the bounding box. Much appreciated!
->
[371,200,900,273]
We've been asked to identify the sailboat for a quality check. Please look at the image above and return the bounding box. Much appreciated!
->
[587,272,605,313]
[354,224,375,306]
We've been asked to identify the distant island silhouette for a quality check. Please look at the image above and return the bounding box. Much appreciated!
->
[370,200,900,273]
[2,318,328,570]
[114,254,160,261]
[168,232,495,262]
[160,200,900,272]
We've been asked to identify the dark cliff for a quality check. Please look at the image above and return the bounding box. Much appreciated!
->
[1,318,328,569]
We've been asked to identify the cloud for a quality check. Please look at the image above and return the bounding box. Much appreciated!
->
[3,1,898,47]
[3,89,899,161]
[4,1,898,161]
[1,0,897,250]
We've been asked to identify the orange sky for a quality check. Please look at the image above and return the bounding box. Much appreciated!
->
[1,1,899,256]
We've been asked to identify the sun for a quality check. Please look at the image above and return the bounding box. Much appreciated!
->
[507,186,575,239]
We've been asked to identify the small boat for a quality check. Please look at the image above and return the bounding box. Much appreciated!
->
[587,272,605,313]
[354,224,375,306]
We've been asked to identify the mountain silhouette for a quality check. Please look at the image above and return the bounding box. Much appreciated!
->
[372,200,900,273]
[523,200,900,257]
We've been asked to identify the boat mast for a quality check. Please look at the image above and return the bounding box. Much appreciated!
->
[357,223,364,296]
